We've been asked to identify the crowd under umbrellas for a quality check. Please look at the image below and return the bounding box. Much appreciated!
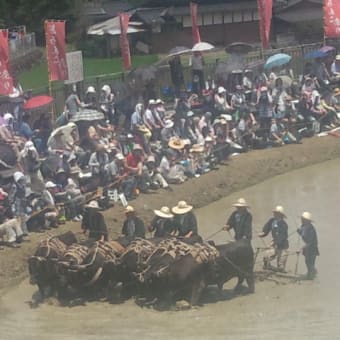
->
[0,40,336,307]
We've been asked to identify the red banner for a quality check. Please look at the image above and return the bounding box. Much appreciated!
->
[45,20,68,81]
[119,13,132,71]
[190,2,201,44]
[257,0,273,49]
[324,0,340,38]
[0,30,13,95]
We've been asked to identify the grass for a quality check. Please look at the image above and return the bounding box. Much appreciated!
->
[20,54,160,91]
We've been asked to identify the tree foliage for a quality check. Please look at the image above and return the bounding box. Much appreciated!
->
[0,0,80,43]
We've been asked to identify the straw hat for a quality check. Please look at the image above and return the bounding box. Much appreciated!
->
[190,144,205,153]
[172,201,193,214]
[168,137,185,150]
[205,136,214,143]
[301,211,313,221]
[125,205,135,213]
[154,206,174,219]
[156,98,164,105]
[86,86,96,94]
[148,99,156,106]
[333,88,340,96]
[85,200,100,209]
[220,114,232,122]
[273,205,286,218]
[232,198,249,207]
[187,110,194,117]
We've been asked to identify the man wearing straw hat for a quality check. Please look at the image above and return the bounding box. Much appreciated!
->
[297,212,319,280]
[148,206,175,238]
[223,198,252,241]
[258,205,289,271]
[122,205,145,241]
[81,200,108,241]
[172,201,198,238]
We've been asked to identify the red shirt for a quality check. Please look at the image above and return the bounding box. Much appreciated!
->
[126,152,142,168]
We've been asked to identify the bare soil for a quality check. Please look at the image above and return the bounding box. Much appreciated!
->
[1,136,339,291]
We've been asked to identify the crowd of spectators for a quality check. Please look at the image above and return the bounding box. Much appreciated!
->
[0,51,340,248]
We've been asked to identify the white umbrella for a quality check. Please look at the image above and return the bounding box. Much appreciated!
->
[192,42,214,52]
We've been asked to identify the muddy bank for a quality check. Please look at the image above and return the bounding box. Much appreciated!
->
[1,136,340,291]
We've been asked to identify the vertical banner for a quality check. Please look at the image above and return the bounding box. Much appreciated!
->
[119,13,132,71]
[257,0,273,49]
[45,20,68,81]
[190,2,201,44]
[0,29,13,95]
[324,0,340,38]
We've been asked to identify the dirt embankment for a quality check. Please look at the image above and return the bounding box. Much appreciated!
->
[1,136,340,290]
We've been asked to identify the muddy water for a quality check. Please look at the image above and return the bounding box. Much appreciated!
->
[1,159,340,340]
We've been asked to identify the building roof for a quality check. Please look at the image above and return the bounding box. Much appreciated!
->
[168,1,258,16]
[132,8,168,25]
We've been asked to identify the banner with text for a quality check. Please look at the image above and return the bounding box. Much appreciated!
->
[119,13,132,71]
[190,2,201,45]
[324,0,340,38]
[0,29,13,95]
[65,51,84,84]
[257,0,273,49]
[45,20,68,81]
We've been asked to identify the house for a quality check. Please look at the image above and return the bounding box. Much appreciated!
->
[273,0,324,44]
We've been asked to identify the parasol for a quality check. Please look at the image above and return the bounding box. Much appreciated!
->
[264,53,292,69]
[304,50,327,59]
[319,45,335,54]
[167,46,191,57]
[225,42,253,54]
[23,95,54,110]
[70,109,104,122]
[192,42,214,52]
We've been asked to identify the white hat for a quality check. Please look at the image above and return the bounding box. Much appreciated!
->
[156,98,164,104]
[146,155,155,163]
[301,211,313,221]
[148,99,156,105]
[45,181,57,189]
[205,136,213,142]
[172,201,193,214]
[115,153,125,160]
[85,200,100,209]
[24,141,35,151]
[221,114,232,122]
[13,171,25,183]
[4,113,13,121]
[187,111,194,117]
[336,55,340,61]
[86,86,96,94]
[218,86,226,94]
[164,120,174,129]
[260,86,268,92]
[154,206,174,219]
[232,198,249,207]
[101,84,111,94]
[133,144,143,151]
[273,205,286,217]
[125,205,135,213]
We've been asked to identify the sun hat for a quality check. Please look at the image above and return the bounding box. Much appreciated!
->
[205,136,214,143]
[125,205,135,213]
[154,206,174,219]
[301,211,313,221]
[45,181,57,189]
[220,114,232,122]
[85,200,100,209]
[148,99,156,105]
[86,86,96,94]
[101,84,111,94]
[172,201,193,214]
[232,198,249,207]
[164,120,174,129]
[186,110,194,117]
[168,137,185,150]
[334,88,340,96]
[127,133,134,139]
[261,86,268,92]
[146,155,156,163]
[190,144,205,153]
[156,98,164,104]
[272,205,286,218]
[24,141,35,151]
[13,171,25,183]
[133,144,143,151]
[218,86,226,94]
[336,55,340,61]
[115,153,125,160]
